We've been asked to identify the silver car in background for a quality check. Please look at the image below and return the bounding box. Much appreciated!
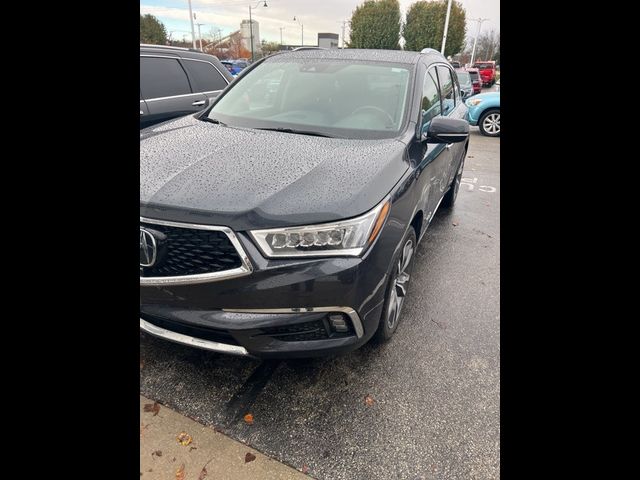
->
[455,69,474,99]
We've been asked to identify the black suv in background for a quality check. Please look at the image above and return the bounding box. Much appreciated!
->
[140,45,234,129]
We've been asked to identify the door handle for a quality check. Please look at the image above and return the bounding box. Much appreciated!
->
[140,110,144,115]
[192,100,206,106]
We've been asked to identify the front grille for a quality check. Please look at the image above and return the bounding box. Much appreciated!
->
[141,313,240,346]
[140,222,242,277]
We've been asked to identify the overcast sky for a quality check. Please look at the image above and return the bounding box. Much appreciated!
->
[140,0,499,47]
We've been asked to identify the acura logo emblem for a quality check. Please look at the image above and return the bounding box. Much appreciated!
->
[140,228,157,267]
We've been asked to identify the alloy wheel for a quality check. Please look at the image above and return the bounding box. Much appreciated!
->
[482,112,500,135]
[386,238,415,330]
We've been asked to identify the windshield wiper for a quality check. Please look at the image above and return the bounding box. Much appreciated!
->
[255,127,334,138]
[200,117,227,126]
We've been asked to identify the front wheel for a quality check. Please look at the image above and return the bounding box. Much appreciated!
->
[374,228,417,343]
[478,109,500,137]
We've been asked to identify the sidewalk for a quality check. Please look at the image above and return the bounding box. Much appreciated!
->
[140,395,310,479]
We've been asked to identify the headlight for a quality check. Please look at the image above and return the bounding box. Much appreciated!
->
[467,98,484,106]
[250,199,391,257]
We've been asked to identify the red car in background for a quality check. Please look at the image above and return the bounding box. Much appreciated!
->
[473,61,496,87]
[466,67,482,94]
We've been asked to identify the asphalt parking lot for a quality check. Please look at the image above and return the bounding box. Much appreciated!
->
[140,127,500,479]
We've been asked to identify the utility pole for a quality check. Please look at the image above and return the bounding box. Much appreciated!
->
[293,16,303,46]
[196,23,205,51]
[441,0,453,55]
[469,17,489,66]
[279,26,285,45]
[340,20,347,48]
[187,0,197,49]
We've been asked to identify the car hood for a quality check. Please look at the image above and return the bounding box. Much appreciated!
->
[140,115,410,231]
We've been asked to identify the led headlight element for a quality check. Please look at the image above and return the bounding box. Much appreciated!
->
[250,198,391,257]
[466,98,484,106]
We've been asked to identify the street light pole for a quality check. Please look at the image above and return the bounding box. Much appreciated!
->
[196,23,205,51]
[441,0,453,55]
[248,1,268,62]
[293,16,303,46]
[279,26,285,45]
[469,17,489,66]
[187,0,196,49]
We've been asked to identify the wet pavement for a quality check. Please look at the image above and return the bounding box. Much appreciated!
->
[140,130,500,480]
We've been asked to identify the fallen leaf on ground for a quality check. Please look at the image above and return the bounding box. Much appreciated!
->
[197,466,208,480]
[452,221,459,226]
[177,432,193,446]
[302,464,310,474]
[245,452,256,463]
[364,395,375,406]
[143,402,160,416]
[243,413,254,425]
[152,450,163,457]
[176,464,186,480]
[189,446,198,452]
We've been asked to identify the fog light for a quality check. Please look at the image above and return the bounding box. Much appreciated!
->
[328,313,349,333]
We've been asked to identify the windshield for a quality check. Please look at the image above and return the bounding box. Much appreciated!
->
[474,63,493,70]
[207,58,413,139]
[456,72,472,87]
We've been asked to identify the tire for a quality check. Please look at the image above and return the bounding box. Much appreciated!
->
[478,108,500,137]
[442,154,466,208]
[374,228,417,343]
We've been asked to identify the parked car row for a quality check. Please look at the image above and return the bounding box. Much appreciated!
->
[140,47,473,358]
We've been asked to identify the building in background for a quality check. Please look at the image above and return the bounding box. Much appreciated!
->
[317,33,339,49]
[240,19,261,54]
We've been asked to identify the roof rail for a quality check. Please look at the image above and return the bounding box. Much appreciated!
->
[140,44,199,52]
[292,46,326,51]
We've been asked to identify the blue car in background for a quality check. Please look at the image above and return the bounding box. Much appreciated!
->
[466,91,500,137]
[221,60,247,77]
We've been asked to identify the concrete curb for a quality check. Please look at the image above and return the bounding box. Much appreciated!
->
[140,395,310,479]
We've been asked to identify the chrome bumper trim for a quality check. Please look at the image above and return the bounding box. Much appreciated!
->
[140,318,250,356]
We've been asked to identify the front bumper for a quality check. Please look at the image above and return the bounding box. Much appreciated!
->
[140,306,368,358]
[140,216,404,358]
[466,108,480,126]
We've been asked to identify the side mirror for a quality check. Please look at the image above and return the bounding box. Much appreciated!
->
[423,117,469,143]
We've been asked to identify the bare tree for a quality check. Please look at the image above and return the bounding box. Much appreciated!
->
[474,30,500,62]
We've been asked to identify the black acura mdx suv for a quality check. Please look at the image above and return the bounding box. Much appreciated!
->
[140,48,469,358]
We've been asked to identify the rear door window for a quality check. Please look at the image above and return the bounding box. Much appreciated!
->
[182,60,229,92]
[140,57,192,99]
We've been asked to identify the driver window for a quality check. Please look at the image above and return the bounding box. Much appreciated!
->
[436,66,455,115]
[421,70,441,133]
